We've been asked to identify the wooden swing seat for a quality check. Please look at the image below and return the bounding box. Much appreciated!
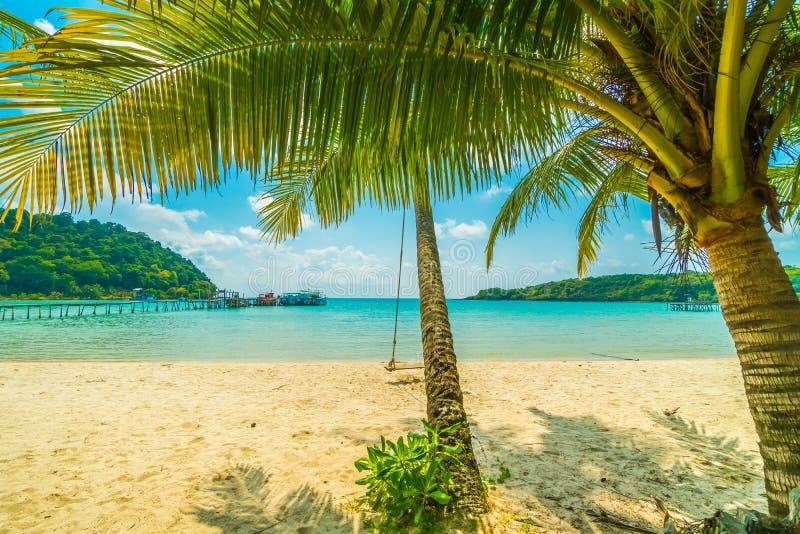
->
[385,361,425,371]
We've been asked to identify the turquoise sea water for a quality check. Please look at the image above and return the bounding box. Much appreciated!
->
[0,299,735,362]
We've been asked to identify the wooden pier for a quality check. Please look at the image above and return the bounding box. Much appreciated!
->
[0,289,314,321]
[0,298,232,321]
[668,301,720,312]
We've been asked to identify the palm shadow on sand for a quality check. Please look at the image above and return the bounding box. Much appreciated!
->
[191,463,357,533]
[190,411,763,533]
[471,407,763,533]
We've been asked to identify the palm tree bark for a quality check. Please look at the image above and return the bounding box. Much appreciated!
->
[414,199,489,514]
[706,223,800,516]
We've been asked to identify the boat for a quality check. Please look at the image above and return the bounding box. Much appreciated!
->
[132,288,156,301]
[278,290,327,306]
[254,292,279,306]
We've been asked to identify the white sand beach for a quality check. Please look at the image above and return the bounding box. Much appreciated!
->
[0,360,765,532]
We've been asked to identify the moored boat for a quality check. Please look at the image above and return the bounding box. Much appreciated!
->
[278,290,327,306]
[254,292,279,306]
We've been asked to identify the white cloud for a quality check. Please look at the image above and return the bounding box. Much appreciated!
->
[305,245,377,266]
[101,202,247,284]
[450,220,487,240]
[434,218,454,238]
[33,19,56,35]
[624,233,635,241]
[774,223,799,252]
[239,225,263,240]
[247,195,273,214]
[481,184,511,200]
[123,202,383,294]
[641,219,654,235]
[195,253,227,271]
[600,257,626,267]
[244,243,396,297]
[434,218,488,240]
[168,230,244,253]
[301,212,315,228]
[520,259,574,282]
[132,203,206,233]
[180,209,205,222]
[67,187,405,295]
[109,202,245,264]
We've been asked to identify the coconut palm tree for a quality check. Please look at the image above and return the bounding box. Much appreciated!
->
[1,0,800,516]
[479,1,800,516]
[260,144,508,511]
[413,198,487,512]
[259,139,502,511]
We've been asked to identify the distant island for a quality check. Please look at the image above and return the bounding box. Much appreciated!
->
[468,268,800,302]
[0,210,216,300]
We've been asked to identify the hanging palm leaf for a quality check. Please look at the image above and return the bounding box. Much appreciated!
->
[0,10,47,49]
[0,0,579,228]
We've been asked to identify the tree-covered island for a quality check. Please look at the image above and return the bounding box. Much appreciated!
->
[0,210,216,300]
[469,268,800,302]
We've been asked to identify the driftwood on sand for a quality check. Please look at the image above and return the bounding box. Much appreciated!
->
[589,489,800,534]
[681,488,799,534]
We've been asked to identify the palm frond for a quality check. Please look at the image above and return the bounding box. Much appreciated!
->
[0,9,47,49]
[486,120,647,267]
[771,164,800,225]
[259,176,314,244]
[647,224,710,275]
[260,132,507,243]
[0,0,574,228]
[576,161,647,276]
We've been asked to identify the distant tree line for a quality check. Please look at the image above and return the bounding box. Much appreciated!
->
[468,269,800,302]
[0,210,216,299]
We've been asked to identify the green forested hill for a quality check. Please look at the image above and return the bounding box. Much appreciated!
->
[0,210,216,299]
[468,268,800,302]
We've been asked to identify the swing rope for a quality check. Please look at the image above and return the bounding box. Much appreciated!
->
[387,206,406,371]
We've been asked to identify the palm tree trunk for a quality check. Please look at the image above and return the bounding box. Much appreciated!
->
[414,199,489,514]
[706,223,800,516]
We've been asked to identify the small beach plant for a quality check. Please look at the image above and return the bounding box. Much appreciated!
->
[485,457,511,487]
[354,420,462,528]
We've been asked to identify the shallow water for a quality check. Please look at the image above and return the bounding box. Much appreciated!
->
[0,299,734,362]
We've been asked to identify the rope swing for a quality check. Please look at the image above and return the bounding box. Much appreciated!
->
[386,207,405,371]
[386,207,423,372]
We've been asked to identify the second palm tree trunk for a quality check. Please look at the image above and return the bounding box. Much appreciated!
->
[706,223,800,516]
[414,199,489,514]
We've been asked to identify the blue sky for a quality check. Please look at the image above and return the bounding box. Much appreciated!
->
[6,1,799,297]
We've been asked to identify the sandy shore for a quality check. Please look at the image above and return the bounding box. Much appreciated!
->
[0,360,765,533]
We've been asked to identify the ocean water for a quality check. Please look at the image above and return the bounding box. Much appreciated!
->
[0,299,735,362]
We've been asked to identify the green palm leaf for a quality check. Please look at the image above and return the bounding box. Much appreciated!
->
[772,165,800,225]
[0,0,577,228]
[486,121,650,270]
[259,130,515,243]
[0,9,47,49]
[575,161,647,276]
